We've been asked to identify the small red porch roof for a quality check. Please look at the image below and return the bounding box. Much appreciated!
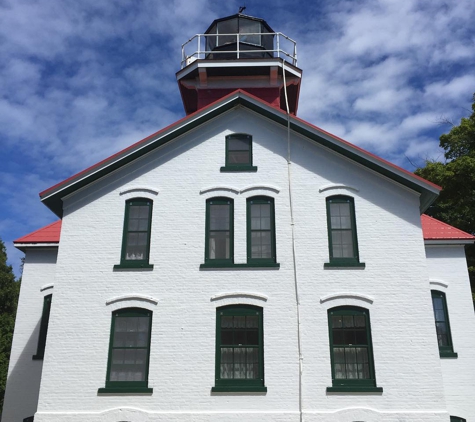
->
[421,214,474,241]
[14,220,62,245]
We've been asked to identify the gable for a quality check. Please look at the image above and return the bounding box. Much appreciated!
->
[39,90,440,217]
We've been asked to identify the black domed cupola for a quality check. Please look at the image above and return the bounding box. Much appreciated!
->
[204,14,274,60]
[177,12,302,115]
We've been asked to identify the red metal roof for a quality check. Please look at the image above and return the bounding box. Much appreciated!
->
[421,214,475,241]
[14,220,61,245]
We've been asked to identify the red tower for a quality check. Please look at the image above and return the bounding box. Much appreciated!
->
[177,13,302,115]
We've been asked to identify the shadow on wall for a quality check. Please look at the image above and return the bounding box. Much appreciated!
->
[2,318,43,422]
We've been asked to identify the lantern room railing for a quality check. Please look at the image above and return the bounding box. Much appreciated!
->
[180,32,298,68]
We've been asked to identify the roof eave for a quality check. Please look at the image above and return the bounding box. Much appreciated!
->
[14,242,60,252]
[424,239,475,246]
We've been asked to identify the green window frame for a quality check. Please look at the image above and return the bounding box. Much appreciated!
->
[204,197,234,265]
[221,133,258,172]
[325,195,364,268]
[431,290,457,358]
[32,294,52,360]
[247,196,277,265]
[116,198,153,269]
[327,306,382,392]
[212,305,266,392]
[98,308,153,394]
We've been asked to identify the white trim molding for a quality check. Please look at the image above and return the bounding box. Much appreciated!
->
[429,279,449,289]
[40,283,54,292]
[319,184,359,193]
[211,292,268,302]
[200,186,240,195]
[320,292,374,305]
[119,186,160,199]
[106,294,159,306]
[240,184,280,194]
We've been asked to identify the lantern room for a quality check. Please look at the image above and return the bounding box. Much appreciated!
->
[176,13,302,115]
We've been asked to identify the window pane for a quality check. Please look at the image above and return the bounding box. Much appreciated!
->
[435,310,446,322]
[342,316,354,328]
[246,348,259,378]
[228,151,250,164]
[220,347,233,378]
[126,233,147,260]
[246,329,258,345]
[332,316,343,328]
[239,19,261,44]
[234,347,246,379]
[221,329,233,345]
[356,347,370,379]
[251,232,272,258]
[331,230,354,258]
[436,322,449,346]
[210,204,230,230]
[355,328,368,345]
[221,316,233,328]
[209,232,230,259]
[432,297,443,311]
[354,315,365,327]
[110,350,146,382]
[229,138,250,151]
[251,204,271,229]
[217,19,238,45]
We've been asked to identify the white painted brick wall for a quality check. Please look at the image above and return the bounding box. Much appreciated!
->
[7,108,465,421]
[426,244,475,421]
[2,248,57,422]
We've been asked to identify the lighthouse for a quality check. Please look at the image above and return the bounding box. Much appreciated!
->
[177,12,302,115]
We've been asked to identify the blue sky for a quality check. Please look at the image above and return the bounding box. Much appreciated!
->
[1,0,474,277]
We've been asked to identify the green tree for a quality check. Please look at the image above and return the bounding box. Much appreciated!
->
[415,93,475,300]
[0,239,20,415]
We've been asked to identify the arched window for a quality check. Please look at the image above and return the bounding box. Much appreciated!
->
[118,198,153,269]
[98,308,153,394]
[247,196,276,264]
[431,290,457,358]
[327,306,381,392]
[205,197,234,264]
[325,195,364,268]
[212,305,266,392]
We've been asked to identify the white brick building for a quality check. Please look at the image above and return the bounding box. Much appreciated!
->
[3,13,475,422]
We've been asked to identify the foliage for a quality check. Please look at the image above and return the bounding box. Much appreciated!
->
[415,93,475,296]
[0,239,20,415]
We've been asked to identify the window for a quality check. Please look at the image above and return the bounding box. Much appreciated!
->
[212,305,266,392]
[247,196,277,265]
[117,198,153,269]
[98,308,153,394]
[221,134,257,172]
[325,195,364,268]
[327,306,382,392]
[32,294,52,360]
[450,417,466,422]
[205,197,234,265]
[431,290,457,358]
